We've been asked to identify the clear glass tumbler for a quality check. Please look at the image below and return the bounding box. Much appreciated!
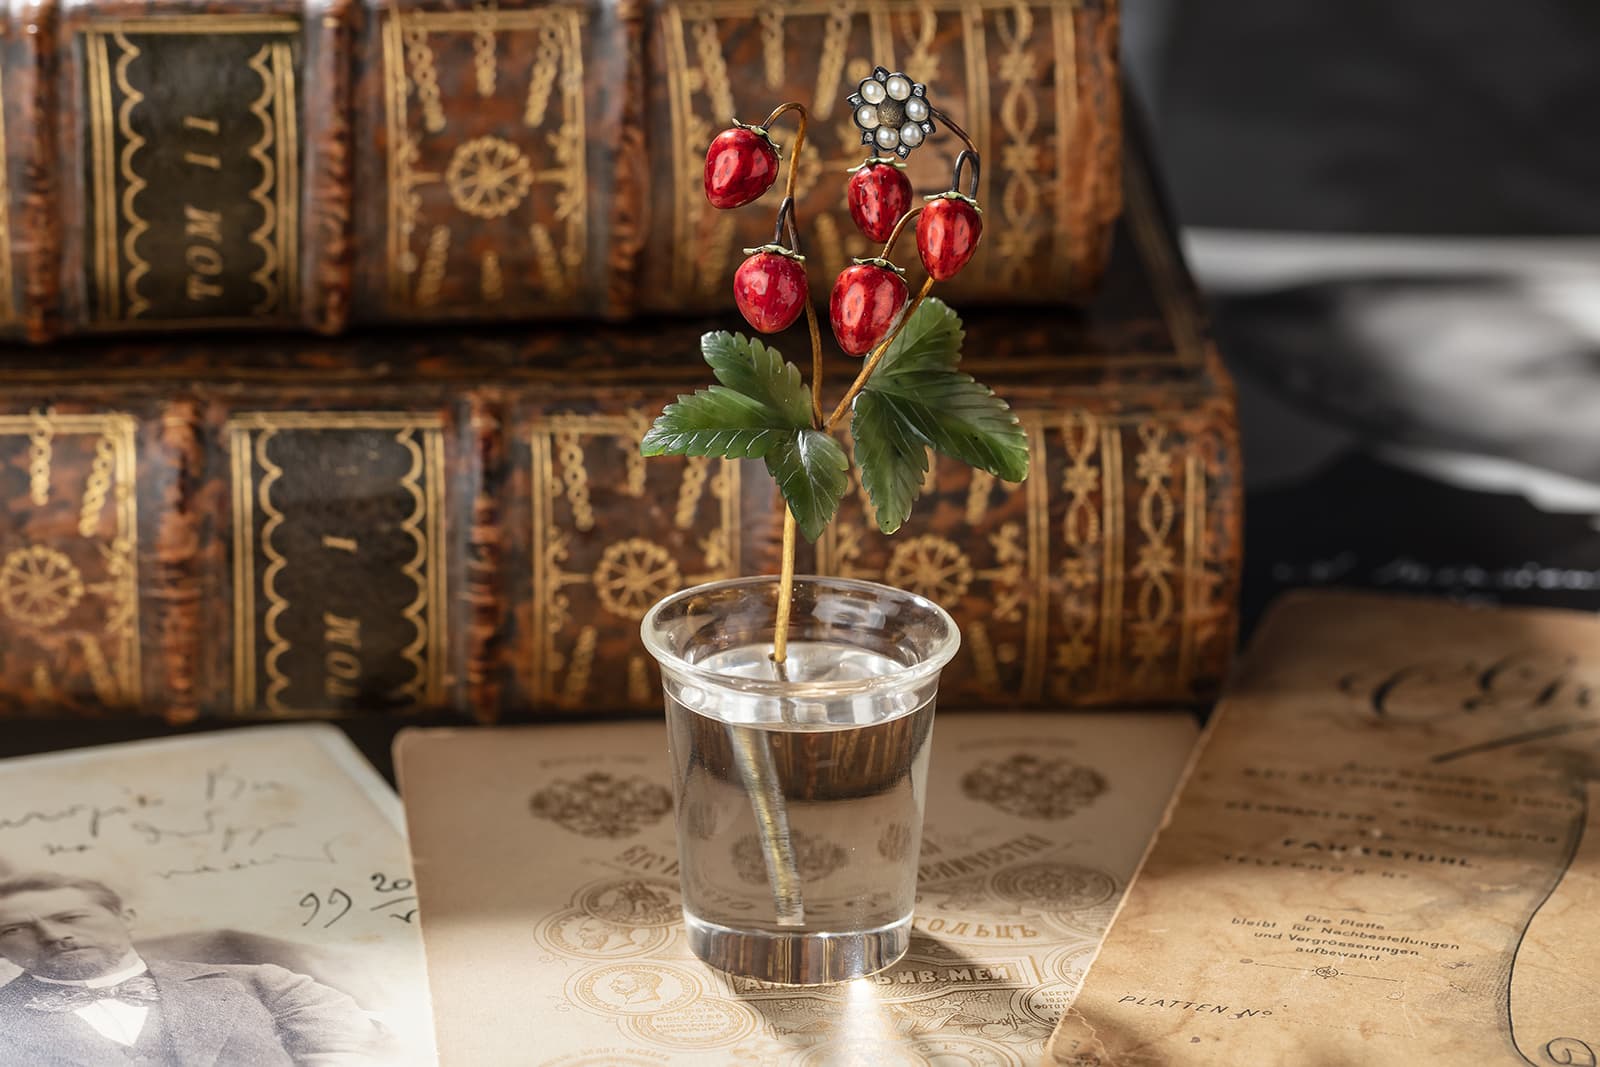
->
[641,575,959,985]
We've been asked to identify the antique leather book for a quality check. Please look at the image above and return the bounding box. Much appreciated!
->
[0,142,1237,721]
[0,0,1119,341]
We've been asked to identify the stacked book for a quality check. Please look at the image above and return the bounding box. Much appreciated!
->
[0,0,1238,721]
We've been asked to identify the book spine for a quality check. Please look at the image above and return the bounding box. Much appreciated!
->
[0,0,1118,341]
[637,0,1122,316]
[0,370,1236,721]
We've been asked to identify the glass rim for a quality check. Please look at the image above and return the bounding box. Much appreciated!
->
[640,574,960,700]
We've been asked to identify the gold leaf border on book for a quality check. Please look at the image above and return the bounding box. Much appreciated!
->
[0,413,140,704]
[82,17,301,328]
[382,7,588,312]
[0,68,14,325]
[112,32,151,320]
[391,426,439,707]
[528,413,741,707]
[227,412,447,715]
[1050,5,1076,284]
[243,41,301,317]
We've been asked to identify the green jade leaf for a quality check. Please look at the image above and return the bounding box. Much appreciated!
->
[851,299,1030,533]
[641,330,847,542]
[764,430,850,543]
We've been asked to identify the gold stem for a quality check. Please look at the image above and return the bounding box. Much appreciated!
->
[803,299,824,427]
[824,275,937,431]
[772,507,798,663]
[762,101,808,203]
[762,101,816,665]
[737,101,812,932]
[878,206,923,262]
[728,724,806,926]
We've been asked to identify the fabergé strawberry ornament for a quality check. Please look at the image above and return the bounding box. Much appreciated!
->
[846,159,913,243]
[734,246,809,334]
[704,123,780,210]
[674,71,1024,661]
[828,259,908,356]
[917,152,983,281]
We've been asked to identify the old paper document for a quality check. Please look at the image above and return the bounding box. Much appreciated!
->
[1046,591,1600,1066]
[0,724,436,1065]
[396,711,1197,1066]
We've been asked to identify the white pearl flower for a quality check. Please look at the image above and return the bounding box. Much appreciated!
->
[847,66,936,159]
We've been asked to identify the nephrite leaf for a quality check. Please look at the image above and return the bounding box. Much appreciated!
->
[864,369,1030,484]
[701,331,814,430]
[763,429,850,543]
[641,333,816,461]
[872,297,964,379]
[640,386,800,459]
[852,390,930,535]
[857,297,1030,486]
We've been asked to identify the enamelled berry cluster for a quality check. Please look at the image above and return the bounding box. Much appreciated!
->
[700,67,984,356]
[647,66,1027,555]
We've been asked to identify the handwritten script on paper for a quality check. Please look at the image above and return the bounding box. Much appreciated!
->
[0,758,348,894]
[1045,591,1600,1066]
[397,713,1199,1067]
[0,726,435,1062]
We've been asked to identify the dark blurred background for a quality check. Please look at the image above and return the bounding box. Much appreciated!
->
[1122,0,1600,631]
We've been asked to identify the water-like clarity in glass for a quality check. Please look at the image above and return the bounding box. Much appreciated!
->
[642,577,958,985]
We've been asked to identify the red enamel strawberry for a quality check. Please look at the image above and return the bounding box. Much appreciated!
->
[829,259,908,356]
[704,125,780,210]
[916,192,983,280]
[733,247,809,333]
[846,159,913,243]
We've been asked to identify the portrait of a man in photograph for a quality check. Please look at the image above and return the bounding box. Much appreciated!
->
[0,871,385,1065]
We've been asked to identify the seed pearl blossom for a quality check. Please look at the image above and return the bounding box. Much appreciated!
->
[849,67,936,158]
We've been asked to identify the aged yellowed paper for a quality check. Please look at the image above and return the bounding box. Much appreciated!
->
[1046,591,1600,1066]
[396,711,1198,1066]
[0,725,435,1065]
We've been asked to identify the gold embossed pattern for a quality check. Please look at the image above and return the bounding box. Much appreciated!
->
[383,8,588,315]
[0,414,140,708]
[0,71,14,327]
[818,407,1227,707]
[529,413,741,709]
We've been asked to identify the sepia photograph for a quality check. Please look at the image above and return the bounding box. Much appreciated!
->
[0,727,435,1066]
[0,871,390,1064]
